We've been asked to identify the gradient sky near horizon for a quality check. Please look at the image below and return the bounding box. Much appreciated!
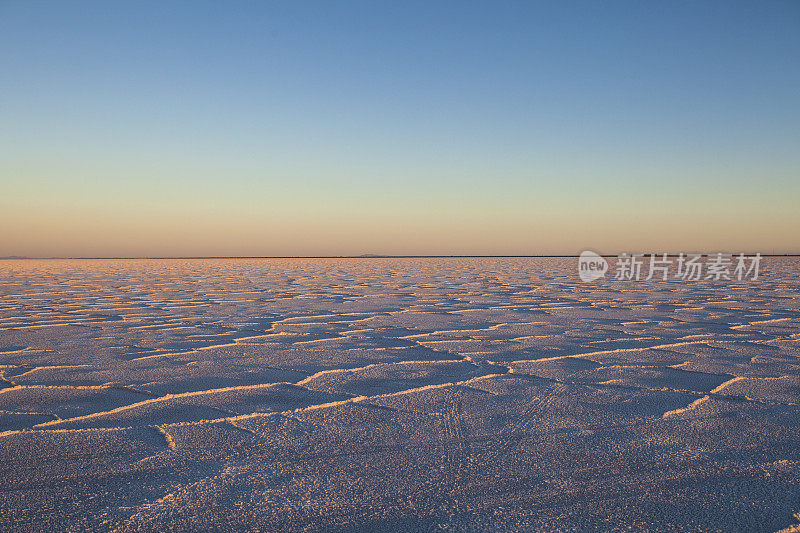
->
[2,1,799,257]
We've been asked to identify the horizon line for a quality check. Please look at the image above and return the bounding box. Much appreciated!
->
[2,253,798,260]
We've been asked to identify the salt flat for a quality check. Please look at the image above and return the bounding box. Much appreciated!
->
[0,258,798,532]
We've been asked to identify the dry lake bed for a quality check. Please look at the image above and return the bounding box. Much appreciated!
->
[0,258,798,532]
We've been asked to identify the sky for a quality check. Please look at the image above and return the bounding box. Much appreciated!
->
[1,1,798,257]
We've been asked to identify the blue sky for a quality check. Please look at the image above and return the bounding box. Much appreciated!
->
[1,1,798,256]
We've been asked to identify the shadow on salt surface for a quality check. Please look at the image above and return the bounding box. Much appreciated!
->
[713,375,800,404]
[114,333,246,360]
[661,393,800,424]
[39,383,350,430]
[510,357,731,392]
[191,343,461,376]
[5,360,305,395]
[669,342,800,378]
[502,342,698,364]
[443,374,698,424]
[508,356,602,379]
[582,366,730,392]
[0,412,56,431]
[41,403,228,430]
[0,385,152,422]
[585,348,701,367]
[356,311,501,332]
[138,369,308,396]
[297,359,499,396]
[0,346,28,354]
